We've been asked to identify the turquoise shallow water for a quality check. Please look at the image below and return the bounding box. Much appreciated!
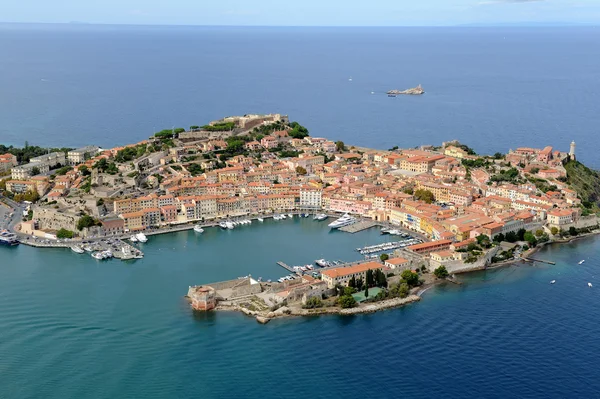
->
[1,220,600,398]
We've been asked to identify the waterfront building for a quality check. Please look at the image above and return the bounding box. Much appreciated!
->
[547,209,575,227]
[187,286,217,311]
[299,188,322,209]
[67,146,100,165]
[320,261,384,288]
[100,217,125,236]
[384,257,410,270]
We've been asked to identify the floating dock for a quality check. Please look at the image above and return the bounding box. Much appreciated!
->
[521,257,556,265]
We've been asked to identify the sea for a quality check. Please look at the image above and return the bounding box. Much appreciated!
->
[0,25,599,166]
[1,25,600,399]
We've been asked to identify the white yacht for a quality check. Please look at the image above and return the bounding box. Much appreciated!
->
[226,221,235,229]
[91,251,105,260]
[588,282,593,288]
[579,260,585,265]
[257,217,264,222]
[136,233,148,243]
[288,213,293,218]
[219,221,228,229]
[129,235,138,242]
[313,214,328,221]
[328,213,356,229]
[71,246,85,254]
[281,214,287,219]
[193,225,204,233]
[550,280,556,284]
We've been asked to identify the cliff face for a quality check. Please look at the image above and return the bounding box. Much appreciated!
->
[565,160,600,210]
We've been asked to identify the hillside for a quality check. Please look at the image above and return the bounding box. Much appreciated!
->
[565,160,600,210]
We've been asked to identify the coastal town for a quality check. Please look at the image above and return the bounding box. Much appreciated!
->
[1,113,598,321]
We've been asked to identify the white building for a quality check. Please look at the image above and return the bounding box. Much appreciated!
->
[68,146,100,165]
[299,188,322,209]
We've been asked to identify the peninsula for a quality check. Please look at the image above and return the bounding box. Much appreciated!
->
[1,114,599,323]
[387,84,425,95]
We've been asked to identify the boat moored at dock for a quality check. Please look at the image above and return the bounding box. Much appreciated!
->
[193,225,205,233]
[135,233,148,243]
[71,245,85,254]
[328,213,356,229]
[0,231,19,246]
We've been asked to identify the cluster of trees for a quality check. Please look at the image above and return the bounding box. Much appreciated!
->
[414,189,435,204]
[115,144,148,163]
[201,122,235,132]
[186,163,204,177]
[57,229,75,239]
[93,158,119,175]
[295,166,307,175]
[54,165,73,176]
[0,143,72,164]
[302,296,323,309]
[288,121,309,139]
[77,214,100,231]
[335,141,346,152]
[527,176,558,194]
[336,286,358,308]
[490,167,520,184]
[347,269,388,292]
[461,158,491,169]
[14,190,40,203]
[434,266,449,279]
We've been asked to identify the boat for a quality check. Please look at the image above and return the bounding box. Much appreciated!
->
[288,213,293,218]
[219,221,228,229]
[579,260,585,265]
[281,214,287,219]
[588,282,593,288]
[91,252,105,260]
[136,233,148,243]
[102,250,113,258]
[257,218,264,222]
[129,235,138,242]
[315,259,331,268]
[83,245,94,252]
[328,213,356,229]
[225,221,235,229]
[193,225,204,233]
[550,280,556,284]
[71,246,85,254]
[0,231,19,246]
[313,214,328,221]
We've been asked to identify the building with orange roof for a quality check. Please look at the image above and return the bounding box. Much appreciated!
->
[320,261,384,288]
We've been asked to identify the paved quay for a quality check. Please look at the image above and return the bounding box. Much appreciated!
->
[339,220,379,233]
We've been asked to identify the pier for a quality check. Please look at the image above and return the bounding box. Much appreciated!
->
[521,257,556,265]
[339,220,378,233]
[276,261,298,274]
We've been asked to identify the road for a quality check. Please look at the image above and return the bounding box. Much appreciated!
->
[0,195,26,233]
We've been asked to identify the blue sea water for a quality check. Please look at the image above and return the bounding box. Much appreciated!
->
[0,25,599,166]
[1,219,600,398]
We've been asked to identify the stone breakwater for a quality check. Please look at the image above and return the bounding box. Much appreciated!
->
[218,295,422,324]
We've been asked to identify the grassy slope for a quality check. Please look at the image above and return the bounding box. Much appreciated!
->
[565,160,600,209]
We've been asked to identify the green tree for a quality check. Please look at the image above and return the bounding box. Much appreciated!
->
[535,229,545,237]
[374,269,388,287]
[517,228,526,241]
[434,266,449,279]
[79,165,91,176]
[380,253,389,262]
[364,286,369,298]
[77,215,97,231]
[348,276,356,289]
[569,226,578,236]
[493,233,505,243]
[31,166,40,176]
[414,189,435,204]
[338,295,357,309]
[296,166,307,175]
[365,269,374,287]
[401,270,419,287]
[550,227,559,235]
[335,141,346,152]
[476,234,491,248]
[302,296,323,309]
[505,231,518,243]
[398,283,410,298]
[56,229,74,239]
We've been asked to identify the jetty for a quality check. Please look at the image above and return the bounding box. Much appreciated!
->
[521,257,556,265]
[339,220,378,233]
[387,84,424,96]
[276,261,298,274]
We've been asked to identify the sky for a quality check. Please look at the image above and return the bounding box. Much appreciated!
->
[2,0,599,26]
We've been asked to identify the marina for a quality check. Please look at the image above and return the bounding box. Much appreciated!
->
[356,238,422,255]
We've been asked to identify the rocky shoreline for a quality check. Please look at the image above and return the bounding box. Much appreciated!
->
[216,295,422,324]
[387,85,424,95]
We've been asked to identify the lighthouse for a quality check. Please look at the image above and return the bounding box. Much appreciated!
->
[569,140,576,160]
